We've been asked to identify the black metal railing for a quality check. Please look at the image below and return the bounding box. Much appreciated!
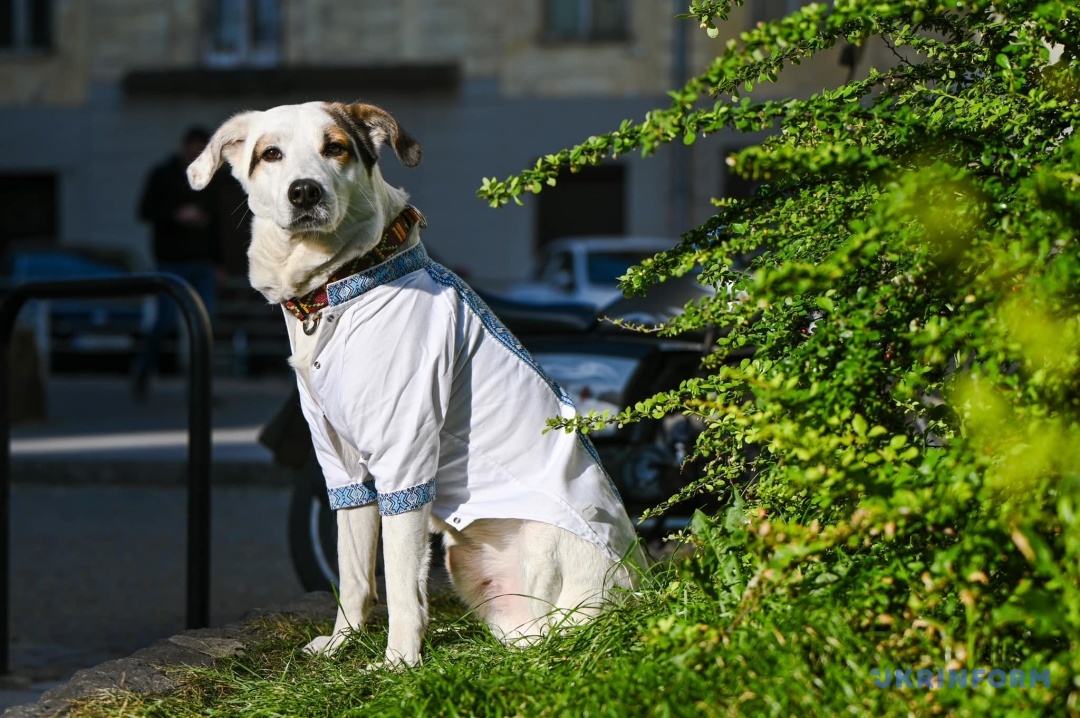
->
[0,274,213,675]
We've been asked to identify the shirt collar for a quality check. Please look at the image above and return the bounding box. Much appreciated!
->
[282,205,425,322]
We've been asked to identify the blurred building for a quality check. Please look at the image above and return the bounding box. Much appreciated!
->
[0,0,893,288]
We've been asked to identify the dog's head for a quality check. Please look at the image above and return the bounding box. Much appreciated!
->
[187,101,421,235]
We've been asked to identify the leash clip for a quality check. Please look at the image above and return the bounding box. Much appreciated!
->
[302,315,320,335]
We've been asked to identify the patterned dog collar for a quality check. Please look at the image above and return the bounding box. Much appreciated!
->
[283,206,425,324]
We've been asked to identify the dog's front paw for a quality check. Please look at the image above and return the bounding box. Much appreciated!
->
[384,644,422,668]
[386,626,423,665]
[384,647,421,669]
[304,633,347,656]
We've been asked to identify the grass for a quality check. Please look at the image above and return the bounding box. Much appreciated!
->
[62,553,1054,718]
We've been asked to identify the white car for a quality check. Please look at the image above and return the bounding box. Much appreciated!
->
[502,237,676,308]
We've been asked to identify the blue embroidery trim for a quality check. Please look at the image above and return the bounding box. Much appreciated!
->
[327,480,378,510]
[424,264,621,500]
[326,243,433,306]
[377,480,436,516]
[575,433,620,500]
[327,478,436,514]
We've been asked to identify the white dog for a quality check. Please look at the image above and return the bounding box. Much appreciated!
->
[187,101,646,666]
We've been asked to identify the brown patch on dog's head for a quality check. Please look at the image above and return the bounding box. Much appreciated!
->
[248,135,283,178]
[323,101,422,170]
[321,124,354,168]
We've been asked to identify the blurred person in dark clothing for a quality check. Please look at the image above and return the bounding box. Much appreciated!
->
[213,170,253,277]
[132,126,222,398]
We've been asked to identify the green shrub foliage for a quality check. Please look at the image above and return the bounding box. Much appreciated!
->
[482,0,1078,712]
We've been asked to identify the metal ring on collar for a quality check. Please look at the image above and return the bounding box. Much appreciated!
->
[302,315,320,335]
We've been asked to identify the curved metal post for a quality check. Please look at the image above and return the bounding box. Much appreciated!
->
[0,273,213,675]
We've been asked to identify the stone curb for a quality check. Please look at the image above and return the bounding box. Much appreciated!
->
[2,592,336,718]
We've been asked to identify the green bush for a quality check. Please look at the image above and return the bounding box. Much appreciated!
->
[482,1,1079,712]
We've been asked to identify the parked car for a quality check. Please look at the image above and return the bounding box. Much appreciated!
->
[6,249,149,370]
[500,237,676,308]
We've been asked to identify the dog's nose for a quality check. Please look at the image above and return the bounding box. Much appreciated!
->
[288,179,323,210]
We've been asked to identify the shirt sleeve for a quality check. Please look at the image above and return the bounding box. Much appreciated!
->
[296,372,377,511]
[331,279,456,516]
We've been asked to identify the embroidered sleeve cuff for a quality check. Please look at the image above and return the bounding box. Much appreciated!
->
[376,480,436,516]
[327,480,378,510]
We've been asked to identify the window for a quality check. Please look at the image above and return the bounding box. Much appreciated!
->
[544,0,627,42]
[0,0,52,53]
[536,251,573,284]
[586,252,653,285]
[0,173,58,268]
[204,0,281,67]
[536,164,625,248]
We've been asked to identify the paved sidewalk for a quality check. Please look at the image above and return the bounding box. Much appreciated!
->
[10,374,296,483]
[2,373,305,713]
[3,592,338,718]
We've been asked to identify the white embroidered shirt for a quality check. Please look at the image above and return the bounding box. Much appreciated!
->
[286,243,638,563]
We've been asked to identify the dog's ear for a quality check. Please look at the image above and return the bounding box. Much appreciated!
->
[187,111,259,190]
[328,102,422,168]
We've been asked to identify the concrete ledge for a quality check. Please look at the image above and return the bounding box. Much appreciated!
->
[2,593,336,718]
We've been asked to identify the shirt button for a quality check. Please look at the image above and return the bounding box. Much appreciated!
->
[327,315,334,323]
[313,361,320,369]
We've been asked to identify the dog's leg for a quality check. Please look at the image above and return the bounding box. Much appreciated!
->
[381,504,432,667]
[305,503,380,655]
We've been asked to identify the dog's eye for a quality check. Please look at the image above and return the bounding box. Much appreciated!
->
[261,147,283,162]
[324,142,347,158]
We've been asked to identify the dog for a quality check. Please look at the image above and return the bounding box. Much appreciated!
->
[187,101,647,666]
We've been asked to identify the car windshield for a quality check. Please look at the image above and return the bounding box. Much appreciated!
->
[586,251,655,285]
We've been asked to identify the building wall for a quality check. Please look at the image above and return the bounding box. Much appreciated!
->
[497,0,674,97]
[0,85,674,286]
[87,0,202,83]
[0,0,88,105]
[0,1,895,286]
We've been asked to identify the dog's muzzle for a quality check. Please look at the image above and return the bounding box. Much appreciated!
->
[288,179,323,210]
[287,179,332,230]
